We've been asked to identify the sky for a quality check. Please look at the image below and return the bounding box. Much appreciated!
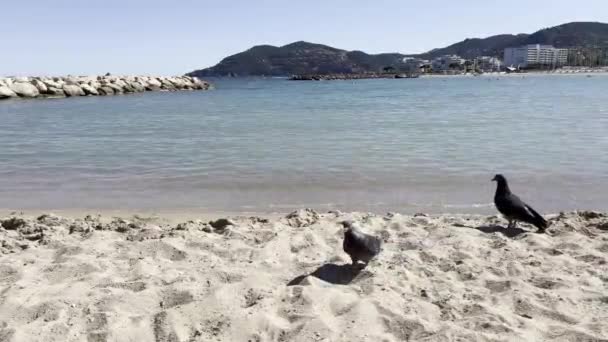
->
[2,0,607,76]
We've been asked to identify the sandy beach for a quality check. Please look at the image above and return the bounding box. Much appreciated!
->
[1,209,606,341]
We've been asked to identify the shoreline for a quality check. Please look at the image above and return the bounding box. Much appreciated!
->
[0,208,287,224]
[285,68,608,81]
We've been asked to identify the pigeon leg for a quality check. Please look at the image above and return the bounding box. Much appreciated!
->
[507,220,514,229]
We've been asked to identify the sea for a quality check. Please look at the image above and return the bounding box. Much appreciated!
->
[1,74,607,214]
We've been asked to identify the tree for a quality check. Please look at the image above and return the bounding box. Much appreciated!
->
[448,62,462,70]
[382,66,395,73]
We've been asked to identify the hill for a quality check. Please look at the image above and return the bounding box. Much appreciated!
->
[188,22,608,77]
[187,41,407,77]
[418,22,608,59]
[415,34,528,59]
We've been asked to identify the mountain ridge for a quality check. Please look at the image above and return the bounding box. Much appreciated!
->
[188,22,608,77]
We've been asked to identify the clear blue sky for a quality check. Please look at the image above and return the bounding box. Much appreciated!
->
[2,0,607,76]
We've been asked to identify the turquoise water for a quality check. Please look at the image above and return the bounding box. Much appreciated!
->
[1,75,607,213]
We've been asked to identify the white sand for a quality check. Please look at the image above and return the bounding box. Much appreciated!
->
[0,209,607,341]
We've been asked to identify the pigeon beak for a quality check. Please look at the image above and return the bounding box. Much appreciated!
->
[491,176,497,182]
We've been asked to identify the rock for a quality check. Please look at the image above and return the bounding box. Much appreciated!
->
[174,220,211,232]
[31,79,48,93]
[160,80,176,90]
[122,83,135,93]
[9,82,40,98]
[145,78,162,91]
[62,84,85,97]
[88,81,101,89]
[46,87,66,97]
[36,213,66,226]
[113,79,128,88]
[189,77,211,90]
[180,78,194,89]
[147,78,162,87]
[145,85,161,91]
[64,76,80,85]
[285,208,320,227]
[1,217,27,230]
[107,83,124,94]
[80,84,99,96]
[98,86,115,96]
[168,78,185,89]
[578,211,605,220]
[129,81,145,92]
[208,218,235,231]
[78,76,97,83]
[1,75,209,100]
[107,218,138,233]
[0,86,18,99]
[43,80,62,89]
[135,78,149,88]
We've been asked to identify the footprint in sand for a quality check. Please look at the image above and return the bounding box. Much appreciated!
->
[376,304,428,341]
[152,311,179,342]
[160,289,194,309]
[142,241,188,262]
[86,311,108,342]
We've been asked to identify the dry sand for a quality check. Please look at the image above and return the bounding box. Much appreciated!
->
[0,209,607,341]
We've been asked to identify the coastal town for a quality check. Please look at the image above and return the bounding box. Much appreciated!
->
[290,44,608,80]
[403,44,608,74]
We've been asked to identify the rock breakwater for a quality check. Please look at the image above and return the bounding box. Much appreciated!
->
[0,75,211,100]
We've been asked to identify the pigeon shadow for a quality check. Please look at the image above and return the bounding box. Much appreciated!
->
[287,263,363,286]
[475,225,527,238]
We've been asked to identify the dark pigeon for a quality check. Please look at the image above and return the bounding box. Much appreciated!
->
[492,174,548,233]
[341,221,382,266]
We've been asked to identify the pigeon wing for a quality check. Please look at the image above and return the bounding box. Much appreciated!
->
[506,193,547,229]
[523,203,548,229]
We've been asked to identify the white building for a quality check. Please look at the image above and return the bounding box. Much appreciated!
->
[504,44,568,69]
[431,55,465,72]
[401,57,430,72]
[475,56,502,71]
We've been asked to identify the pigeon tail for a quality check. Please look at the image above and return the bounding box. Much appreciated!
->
[525,204,548,230]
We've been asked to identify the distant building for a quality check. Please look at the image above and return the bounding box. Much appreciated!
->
[431,55,465,72]
[401,57,430,73]
[474,56,502,72]
[503,44,568,69]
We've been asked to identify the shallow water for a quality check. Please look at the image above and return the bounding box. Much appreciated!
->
[1,74,607,213]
